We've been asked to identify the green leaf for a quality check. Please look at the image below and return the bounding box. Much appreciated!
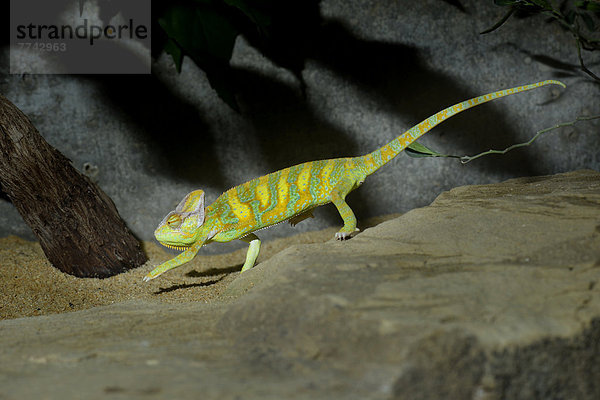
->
[158,3,241,110]
[158,6,207,61]
[405,142,446,158]
[164,38,183,73]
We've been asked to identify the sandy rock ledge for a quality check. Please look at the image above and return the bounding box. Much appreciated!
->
[1,170,599,399]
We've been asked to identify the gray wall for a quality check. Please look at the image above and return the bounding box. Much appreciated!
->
[1,0,599,253]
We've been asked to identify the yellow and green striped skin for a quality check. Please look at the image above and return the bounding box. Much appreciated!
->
[144,80,564,281]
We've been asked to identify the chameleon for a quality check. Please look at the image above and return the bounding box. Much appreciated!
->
[143,79,565,281]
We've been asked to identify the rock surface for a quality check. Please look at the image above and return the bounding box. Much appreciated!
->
[1,170,599,399]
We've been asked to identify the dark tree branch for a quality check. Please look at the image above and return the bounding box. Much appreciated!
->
[0,94,146,278]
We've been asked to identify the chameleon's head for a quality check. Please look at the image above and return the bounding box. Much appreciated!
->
[154,190,206,251]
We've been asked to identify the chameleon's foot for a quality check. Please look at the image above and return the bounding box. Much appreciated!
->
[143,269,162,282]
[142,261,174,282]
[142,275,153,282]
[334,228,360,240]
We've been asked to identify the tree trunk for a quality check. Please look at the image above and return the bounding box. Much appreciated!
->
[0,94,147,278]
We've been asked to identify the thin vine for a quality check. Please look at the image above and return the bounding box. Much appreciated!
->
[460,114,600,163]
[406,114,600,162]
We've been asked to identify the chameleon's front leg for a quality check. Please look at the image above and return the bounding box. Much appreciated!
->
[240,233,261,272]
[143,240,203,281]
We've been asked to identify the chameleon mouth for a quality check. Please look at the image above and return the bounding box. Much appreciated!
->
[160,243,190,252]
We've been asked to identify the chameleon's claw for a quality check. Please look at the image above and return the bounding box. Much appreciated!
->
[335,228,360,240]
[143,271,160,282]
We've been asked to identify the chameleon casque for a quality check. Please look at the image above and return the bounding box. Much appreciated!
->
[144,80,565,281]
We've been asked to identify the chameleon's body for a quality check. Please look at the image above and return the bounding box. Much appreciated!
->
[144,80,564,281]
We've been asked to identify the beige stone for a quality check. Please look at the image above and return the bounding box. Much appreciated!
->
[1,170,599,399]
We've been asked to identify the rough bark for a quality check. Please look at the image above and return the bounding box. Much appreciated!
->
[0,94,146,278]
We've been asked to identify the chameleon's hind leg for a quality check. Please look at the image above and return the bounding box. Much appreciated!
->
[240,233,261,272]
[330,177,361,240]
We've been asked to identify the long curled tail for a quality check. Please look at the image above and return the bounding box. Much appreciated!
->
[361,80,565,175]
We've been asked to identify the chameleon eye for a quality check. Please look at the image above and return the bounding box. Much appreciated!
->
[167,214,182,229]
